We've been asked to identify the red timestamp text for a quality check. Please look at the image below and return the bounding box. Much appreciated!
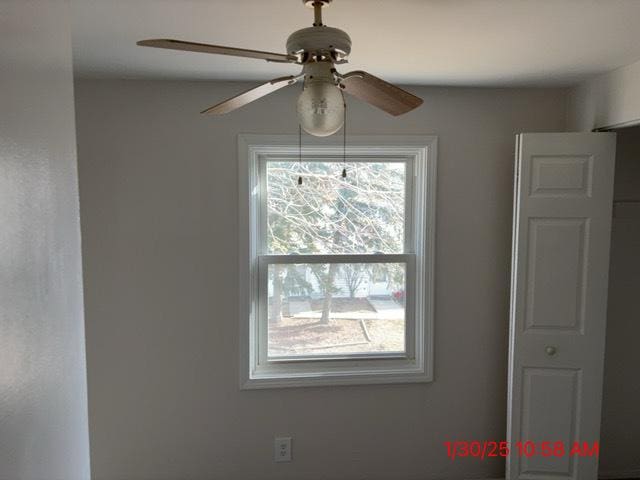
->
[444,441,599,460]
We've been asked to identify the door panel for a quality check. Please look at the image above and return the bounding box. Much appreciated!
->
[507,133,616,480]
[520,368,580,477]
[525,218,588,333]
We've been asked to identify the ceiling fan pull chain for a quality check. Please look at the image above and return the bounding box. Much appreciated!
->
[341,99,347,179]
[298,124,303,186]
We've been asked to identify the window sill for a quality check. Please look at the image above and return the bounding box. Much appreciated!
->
[241,360,432,389]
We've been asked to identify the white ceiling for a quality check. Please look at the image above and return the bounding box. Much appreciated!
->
[71,0,640,87]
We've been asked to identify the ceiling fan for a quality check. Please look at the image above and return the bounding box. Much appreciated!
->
[137,0,423,137]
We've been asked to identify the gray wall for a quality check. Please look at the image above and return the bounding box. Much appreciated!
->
[599,125,640,478]
[0,1,91,479]
[74,79,567,480]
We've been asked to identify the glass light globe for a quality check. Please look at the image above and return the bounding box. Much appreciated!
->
[296,81,344,137]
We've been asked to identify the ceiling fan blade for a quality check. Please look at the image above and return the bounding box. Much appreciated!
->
[340,71,423,116]
[201,75,300,115]
[137,39,297,63]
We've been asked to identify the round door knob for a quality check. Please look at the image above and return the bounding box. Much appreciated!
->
[545,346,557,356]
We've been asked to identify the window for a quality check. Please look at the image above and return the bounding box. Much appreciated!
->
[239,135,436,388]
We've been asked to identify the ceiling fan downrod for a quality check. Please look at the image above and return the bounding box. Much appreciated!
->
[307,0,330,27]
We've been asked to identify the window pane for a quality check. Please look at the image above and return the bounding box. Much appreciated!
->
[267,263,406,358]
[266,161,406,254]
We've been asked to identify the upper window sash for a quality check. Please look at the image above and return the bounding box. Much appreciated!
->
[258,156,415,256]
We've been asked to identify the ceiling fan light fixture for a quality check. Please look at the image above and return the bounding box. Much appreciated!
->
[297,81,344,137]
[296,61,344,137]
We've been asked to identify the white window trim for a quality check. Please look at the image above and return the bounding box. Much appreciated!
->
[238,134,437,389]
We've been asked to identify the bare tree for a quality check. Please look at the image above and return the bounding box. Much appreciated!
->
[269,265,284,324]
[270,264,312,323]
[341,264,367,298]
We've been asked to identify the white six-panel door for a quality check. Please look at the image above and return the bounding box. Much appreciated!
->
[507,133,616,480]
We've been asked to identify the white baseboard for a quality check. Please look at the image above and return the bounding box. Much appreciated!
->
[475,471,640,480]
[599,468,640,479]
[478,474,640,480]
[484,474,640,480]
[465,478,503,480]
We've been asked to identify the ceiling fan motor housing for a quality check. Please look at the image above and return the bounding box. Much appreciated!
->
[286,26,352,62]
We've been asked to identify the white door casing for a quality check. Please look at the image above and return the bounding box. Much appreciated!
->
[507,133,616,480]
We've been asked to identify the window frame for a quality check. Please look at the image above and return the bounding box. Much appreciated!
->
[238,135,437,389]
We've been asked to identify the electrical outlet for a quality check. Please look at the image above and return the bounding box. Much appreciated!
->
[274,436,292,462]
